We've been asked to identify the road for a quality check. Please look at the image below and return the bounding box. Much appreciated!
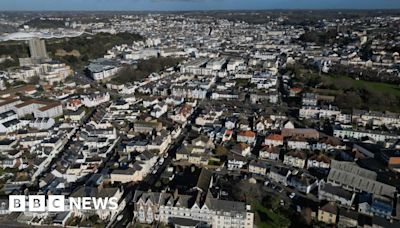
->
[111,106,200,228]
[31,107,97,191]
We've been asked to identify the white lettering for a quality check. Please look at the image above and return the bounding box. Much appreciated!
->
[28,195,45,212]
[92,197,108,210]
[9,195,25,212]
[69,197,81,210]
[82,197,91,210]
[48,195,65,212]
[108,197,118,210]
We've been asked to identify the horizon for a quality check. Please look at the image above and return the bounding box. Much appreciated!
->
[2,9,400,12]
[1,0,400,11]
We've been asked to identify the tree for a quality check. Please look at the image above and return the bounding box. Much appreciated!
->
[335,91,362,111]
[215,145,229,156]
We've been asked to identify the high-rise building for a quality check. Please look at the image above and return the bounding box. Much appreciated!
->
[29,38,48,59]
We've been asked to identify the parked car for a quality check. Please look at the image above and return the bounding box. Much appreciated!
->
[274,186,284,193]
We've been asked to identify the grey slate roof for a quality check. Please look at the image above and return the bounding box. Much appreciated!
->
[328,160,396,197]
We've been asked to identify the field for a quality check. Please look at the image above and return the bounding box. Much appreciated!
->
[321,75,400,96]
[319,74,400,112]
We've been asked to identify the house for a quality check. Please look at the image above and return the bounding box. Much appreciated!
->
[191,136,215,150]
[338,209,358,228]
[53,212,73,226]
[231,143,251,157]
[33,102,63,118]
[226,153,247,171]
[64,108,86,122]
[87,60,121,81]
[132,190,162,224]
[134,121,163,134]
[222,129,233,142]
[302,93,318,106]
[259,146,280,161]
[132,190,254,228]
[151,103,168,118]
[318,202,338,225]
[268,166,291,186]
[176,145,204,161]
[237,130,256,145]
[255,121,266,134]
[0,118,24,133]
[29,117,55,130]
[370,195,393,219]
[188,154,210,166]
[238,118,251,131]
[224,117,237,130]
[282,128,319,139]
[311,136,345,151]
[249,160,268,176]
[307,154,331,170]
[388,157,400,173]
[81,92,110,107]
[0,139,18,151]
[318,181,355,207]
[147,130,172,154]
[359,193,394,219]
[110,167,142,184]
[0,158,22,169]
[289,87,302,97]
[264,134,284,147]
[283,151,307,169]
[287,172,318,194]
[333,128,399,142]
[169,104,193,124]
[66,98,83,111]
[287,137,310,150]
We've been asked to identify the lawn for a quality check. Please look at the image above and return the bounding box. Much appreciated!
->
[253,202,290,228]
[321,75,400,96]
[320,74,400,112]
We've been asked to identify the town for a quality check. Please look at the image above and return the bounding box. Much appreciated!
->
[0,9,400,228]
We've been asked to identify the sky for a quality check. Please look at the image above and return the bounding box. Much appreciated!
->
[1,0,400,11]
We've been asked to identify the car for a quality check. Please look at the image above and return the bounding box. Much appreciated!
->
[158,158,165,165]
[152,169,158,174]
[289,192,296,199]
[163,153,169,158]
[117,214,123,221]
[275,186,284,193]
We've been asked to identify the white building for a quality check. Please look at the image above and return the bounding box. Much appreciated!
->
[133,190,254,228]
[81,92,110,107]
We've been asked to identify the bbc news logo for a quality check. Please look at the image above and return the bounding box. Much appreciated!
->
[9,195,118,212]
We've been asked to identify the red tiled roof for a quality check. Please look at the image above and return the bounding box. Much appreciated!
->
[266,134,284,141]
[290,87,302,93]
[286,151,307,159]
[389,157,400,165]
[238,131,255,137]
[308,154,331,164]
